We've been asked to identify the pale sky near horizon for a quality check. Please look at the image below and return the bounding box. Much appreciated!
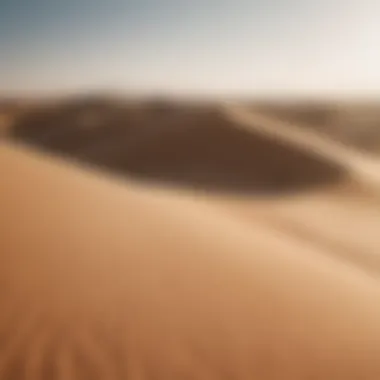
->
[0,0,379,98]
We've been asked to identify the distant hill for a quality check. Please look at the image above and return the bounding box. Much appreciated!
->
[8,94,345,195]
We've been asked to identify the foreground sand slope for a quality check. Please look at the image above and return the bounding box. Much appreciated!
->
[2,142,380,379]
[221,187,380,280]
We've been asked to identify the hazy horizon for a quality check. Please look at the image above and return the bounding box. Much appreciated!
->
[1,0,379,99]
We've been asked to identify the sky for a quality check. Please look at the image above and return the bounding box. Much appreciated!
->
[0,0,379,98]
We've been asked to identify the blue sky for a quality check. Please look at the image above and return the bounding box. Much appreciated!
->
[0,0,379,97]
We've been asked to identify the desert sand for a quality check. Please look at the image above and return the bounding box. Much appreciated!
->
[2,98,380,379]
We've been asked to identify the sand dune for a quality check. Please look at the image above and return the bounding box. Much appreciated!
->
[10,99,345,195]
[225,104,380,189]
[218,105,380,276]
[252,100,380,153]
[2,141,380,379]
[4,97,380,378]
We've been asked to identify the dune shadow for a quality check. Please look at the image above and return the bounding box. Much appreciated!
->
[10,98,347,196]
